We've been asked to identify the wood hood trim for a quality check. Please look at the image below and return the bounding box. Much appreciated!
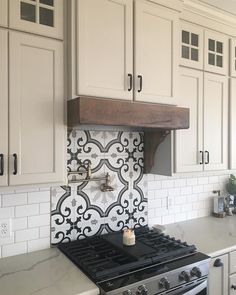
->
[67,97,189,130]
[67,97,190,173]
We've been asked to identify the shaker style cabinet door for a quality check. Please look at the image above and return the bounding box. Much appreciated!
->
[204,30,228,75]
[208,254,228,295]
[203,73,228,171]
[9,31,65,186]
[77,0,133,100]
[230,39,236,78]
[9,0,63,39]
[0,29,8,187]
[0,0,8,27]
[134,0,179,105]
[230,78,236,169]
[180,22,204,70]
[175,68,203,173]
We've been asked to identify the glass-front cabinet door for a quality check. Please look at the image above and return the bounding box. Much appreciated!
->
[204,30,228,75]
[180,22,204,70]
[0,0,8,27]
[9,0,63,39]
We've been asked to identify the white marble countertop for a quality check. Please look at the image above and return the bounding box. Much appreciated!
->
[0,248,99,295]
[165,216,236,257]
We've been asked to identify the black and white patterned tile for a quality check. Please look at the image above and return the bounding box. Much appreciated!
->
[51,130,147,245]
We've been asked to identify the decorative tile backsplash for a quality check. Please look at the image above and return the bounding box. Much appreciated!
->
[51,130,148,245]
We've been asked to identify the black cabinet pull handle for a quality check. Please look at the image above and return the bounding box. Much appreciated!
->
[205,151,209,164]
[0,154,4,176]
[128,74,133,91]
[199,151,203,165]
[232,285,236,290]
[138,75,143,92]
[214,258,223,267]
[13,153,17,175]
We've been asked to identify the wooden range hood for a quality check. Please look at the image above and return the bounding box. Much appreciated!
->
[68,97,189,173]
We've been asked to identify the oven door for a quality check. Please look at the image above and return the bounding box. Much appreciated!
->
[181,280,207,295]
[175,280,208,295]
[160,279,207,295]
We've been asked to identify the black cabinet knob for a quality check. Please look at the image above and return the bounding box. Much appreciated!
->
[214,258,223,267]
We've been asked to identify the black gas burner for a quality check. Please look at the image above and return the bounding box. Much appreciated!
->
[58,227,196,282]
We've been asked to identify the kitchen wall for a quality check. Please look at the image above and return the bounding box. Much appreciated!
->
[0,130,233,257]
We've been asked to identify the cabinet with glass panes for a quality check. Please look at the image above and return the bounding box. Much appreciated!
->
[9,0,63,39]
[180,21,228,76]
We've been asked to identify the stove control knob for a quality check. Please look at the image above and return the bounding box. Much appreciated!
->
[137,285,148,295]
[123,290,132,295]
[159,278,170,290]
[179,271,191,282]
[191,267,202,278]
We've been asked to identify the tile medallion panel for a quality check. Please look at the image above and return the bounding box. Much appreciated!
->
[51,130,148,245]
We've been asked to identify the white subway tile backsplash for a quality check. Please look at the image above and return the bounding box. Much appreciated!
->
[0,236,14,246]
[12,217,28,231]
[40,226,50,238]
[2,193,27,207]
[0,207,14,218]
[28,191,50,204]
[147,172,230,226]
[174,179,187,187]
[2,242,27,258]
[28,238,50,252]
[148,181,161,190]
[162,180,174,189]
[15,204,39,217]
[186,178,198,186]
[192,185,204,194]
[15,228,39,242]
[28,214,50,228]
[39,203,50,214]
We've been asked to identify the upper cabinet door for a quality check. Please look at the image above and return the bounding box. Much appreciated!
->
[134,0,179,105]
[204,73,228,171]
[0,0,8,27]
[9,31,65,186]
[0,29,8,187]
[230,78,236,169]
[180,22,204,70]
[230,39,236,78]
[204,30,228,75]
[175,67,203,173]
[77,0,133,100]
[9,0,63,39]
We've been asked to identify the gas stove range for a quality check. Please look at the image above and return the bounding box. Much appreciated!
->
[58,227,210,295]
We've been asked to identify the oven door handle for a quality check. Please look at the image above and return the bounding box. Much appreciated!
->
[182,280,207,295]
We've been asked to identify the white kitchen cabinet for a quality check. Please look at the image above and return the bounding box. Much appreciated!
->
[209,254,228,295]
[77,0,133,100]
[175,69,227,173]
[134,0,179,105]
[180,22,204,70]
[9,0,63,39]
[0,29,8,187]
[0,0,8,27]
[75,0,179,105]
[175,67,203,172]
[204,30,228,76]
[230,78,236,169]
[204,73,228,171]
[9,31,65,186]
[230,39,236,78]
